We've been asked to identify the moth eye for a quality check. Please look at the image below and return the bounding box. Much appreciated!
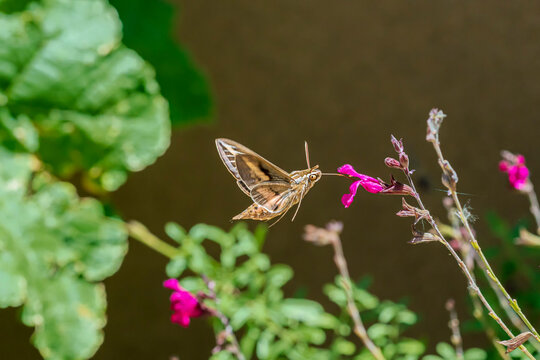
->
[309,174,317,180]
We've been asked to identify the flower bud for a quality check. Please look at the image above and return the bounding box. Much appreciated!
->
[390,135,403,153]
[399,153,409,169]
[426,108,446,143]
[439,159,458,191]
[384,157,401,169]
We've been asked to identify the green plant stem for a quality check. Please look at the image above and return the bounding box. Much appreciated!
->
[444,210,510,358]
[404,172,535,360]
[432,141,540,345]
[458,240,510,357]
[473,252,540,353]
[126,220,178,259]
[331,235,386,360]
[452,192,540,342]
[470,293,509,359]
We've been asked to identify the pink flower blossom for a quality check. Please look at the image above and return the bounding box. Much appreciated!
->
[499,154,529,191]
[337,164,384,208]
[163,278,204,327]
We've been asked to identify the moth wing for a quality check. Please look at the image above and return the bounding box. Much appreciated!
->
[215,138,291,192]
[232,203,278,221]
[250,182,295,213]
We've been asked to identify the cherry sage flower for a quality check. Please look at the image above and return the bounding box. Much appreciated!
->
[337,164,384,208]
[499,152,529,191]
[163,278,206,327]
[337,164,414,208]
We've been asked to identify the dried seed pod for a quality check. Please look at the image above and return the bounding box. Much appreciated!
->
[498,332,533,354]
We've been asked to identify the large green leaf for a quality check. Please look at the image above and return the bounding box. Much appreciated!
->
[0,0,170,191]
[0,148,127,359]
[109,0,213,126]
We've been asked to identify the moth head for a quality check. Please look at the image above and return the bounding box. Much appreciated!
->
[308,166,322,183]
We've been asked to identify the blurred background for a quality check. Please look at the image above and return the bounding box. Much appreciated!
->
[3,0,540,359]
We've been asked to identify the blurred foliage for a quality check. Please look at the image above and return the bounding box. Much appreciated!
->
[0,0,215,357]
[422,343,486,360]
[0,148,127,359]
[480,211,540,359]
[0,0,171,192]
[165,222,486,360]
[484,211,540,318]
[109,0,213,127]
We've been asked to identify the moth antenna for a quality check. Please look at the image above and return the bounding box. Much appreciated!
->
[268,210,288,228]
[291,186,307,222]
[304,141,311,168]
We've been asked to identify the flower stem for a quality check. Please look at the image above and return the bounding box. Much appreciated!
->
[403,171,535,360]
[445,299,464,360]
[470,293,509,359]
[126,220,179,259]
[451,191,540,343]
[203,276,245,360]
[331,234,386,360]
[432,140,540,346]
[525,181,540,234]
[443,203,511,358]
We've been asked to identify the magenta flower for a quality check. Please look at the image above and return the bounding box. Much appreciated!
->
[163,278,205,327]
[499,153,529,190]
[337,164,384,208]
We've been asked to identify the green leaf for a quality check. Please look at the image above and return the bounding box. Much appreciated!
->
[436,342,456,359]
[379,304,399,323]
[165,222,186,244]
[396,309,418,325]
[240,326,260,359]
[266,265,293,288]
[109,0,212,126]
[397,338,426,356]
[0,0,171,191]
[165,256,187,278]
[209,351,236,360]
[463,348,487,360]
[280,298,334,328]
[367,323,393,342]
[332,338,356,355]
[423,356,444,360]
[323,283,347,307]
[189,223,230,245]
[0,149,127,359]
[256,330,274,359]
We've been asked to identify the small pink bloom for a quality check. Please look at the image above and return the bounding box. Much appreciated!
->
[337,164,384,208]
[498,154,529,190]
[163,279,204,327]
[498,161,509,172]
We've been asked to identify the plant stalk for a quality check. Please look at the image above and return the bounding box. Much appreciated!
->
[432,141,540,345]
[404,171,535,360]
[331,235,386,360]
[126,220,179,259]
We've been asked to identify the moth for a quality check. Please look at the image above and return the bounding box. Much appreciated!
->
[215,138,324,224]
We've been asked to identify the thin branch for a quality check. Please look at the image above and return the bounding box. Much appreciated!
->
[445,299,464,360]
[203,276,245,360]
[332,235,386,360]
[402,170,534,360]
[304,223,385,360]
[524,181,540,234]
[431,139,540,345]
[442,202,511,358]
